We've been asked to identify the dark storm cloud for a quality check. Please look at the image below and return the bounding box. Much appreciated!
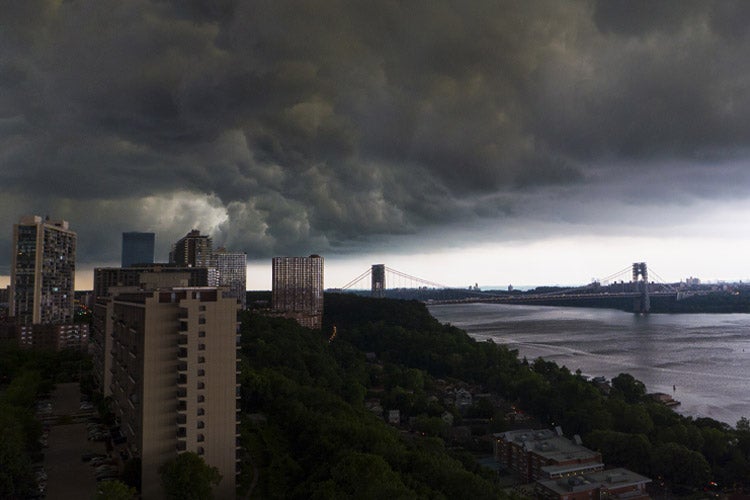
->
[2,0,750,267]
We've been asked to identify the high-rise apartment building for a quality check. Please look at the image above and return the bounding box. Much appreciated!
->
[170,230,213,267]
[214,248,247,309]
[93,287,239,499]
[122,232,155,267]
[10,216,76,325]
[272,255,324,329]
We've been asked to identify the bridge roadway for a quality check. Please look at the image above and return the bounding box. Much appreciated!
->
[427,290,677,305]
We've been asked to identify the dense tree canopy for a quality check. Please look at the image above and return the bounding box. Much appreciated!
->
[159,452,222,500]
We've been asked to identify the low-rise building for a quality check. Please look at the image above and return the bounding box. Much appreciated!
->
[493,428,602,482]
[535,467,651,500]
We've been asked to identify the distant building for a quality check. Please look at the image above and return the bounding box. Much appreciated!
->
[170,230,213,268]
[92,287,239,500]
[10,215,76,325]
[93,265,209,299]
[493,428,602,483]
[272,255,324,329]
[535,468,651,500]
[213,248,247,309]
[121,232,155,267]
[17,323,89,351]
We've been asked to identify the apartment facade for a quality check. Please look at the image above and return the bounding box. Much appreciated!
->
[17,323,89,351]
[214,248,247,309]
[170,229,213,267]
[10,215,76,325]
[271,255,324,329]
[98,287,239,499]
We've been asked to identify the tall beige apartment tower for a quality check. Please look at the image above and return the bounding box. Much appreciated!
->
[10,215,76,325]
[99,287,239,499]
[272,255,324,329]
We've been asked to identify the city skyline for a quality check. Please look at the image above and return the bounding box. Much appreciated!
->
[2,2,750,290]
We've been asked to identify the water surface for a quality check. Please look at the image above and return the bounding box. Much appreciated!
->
[428,303,750,426]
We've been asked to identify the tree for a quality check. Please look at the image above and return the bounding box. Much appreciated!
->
[611,373,646,404]
[95,480,137,500]
[121,457,141,492]
[651,442,711,489]
[736,417,750,432]
[585,430,651,473]
[159,452,222,500]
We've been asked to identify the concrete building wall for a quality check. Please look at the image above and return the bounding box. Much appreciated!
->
[105,288,238,499]
[93,266,208,299]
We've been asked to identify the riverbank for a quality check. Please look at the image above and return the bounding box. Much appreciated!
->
[428,302,750,427]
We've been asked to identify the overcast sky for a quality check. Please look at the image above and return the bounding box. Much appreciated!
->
[2,0,750,290]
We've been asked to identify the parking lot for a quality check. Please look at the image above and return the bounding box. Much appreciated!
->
[43,383,106,499]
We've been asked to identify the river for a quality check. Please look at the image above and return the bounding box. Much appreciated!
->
[427,303,750,427]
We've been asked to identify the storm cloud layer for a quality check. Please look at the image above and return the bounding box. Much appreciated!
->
[2,0,750,270]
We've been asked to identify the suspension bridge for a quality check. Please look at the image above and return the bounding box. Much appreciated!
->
[334,262,682,314]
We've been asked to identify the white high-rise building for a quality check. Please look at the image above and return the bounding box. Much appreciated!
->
[10,216,76,325]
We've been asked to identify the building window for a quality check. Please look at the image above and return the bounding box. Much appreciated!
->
[197,382,205,390]
[197,369,205,377]
[197,434,205,442]
[198,356,205,364]
[197,421,205,429]
[198,344,206,351]
[197,446,204,455]
[197,408,205,416]
[198,331,206,338]
[198,317,206,325]
[197,395,205,403]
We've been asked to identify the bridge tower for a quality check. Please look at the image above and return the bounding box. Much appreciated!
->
[632,262,650,314]
[371,264,385,298]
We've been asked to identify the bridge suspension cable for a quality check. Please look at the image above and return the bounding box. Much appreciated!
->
[647,267,678,292]
[340,268,372,290]
[598,264,635,284]
[384,267,450,289]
